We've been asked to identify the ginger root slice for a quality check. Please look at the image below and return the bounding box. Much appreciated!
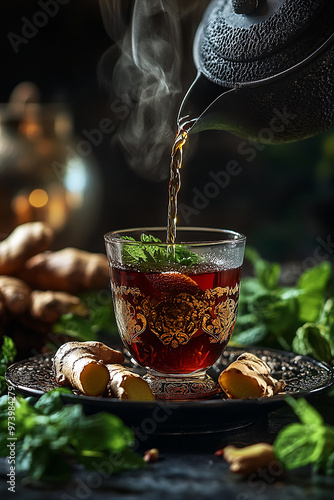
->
[18,248,109,293]
[106,364,155,401]
[0,222,53,275]
[0,276,31,315]
[218,353,285,399]
[223,443,277,475]
[53,341,124,396]
[66,356,110,397]
[30,290,88,323]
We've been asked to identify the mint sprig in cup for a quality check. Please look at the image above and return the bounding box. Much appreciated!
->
[104,227,246,400]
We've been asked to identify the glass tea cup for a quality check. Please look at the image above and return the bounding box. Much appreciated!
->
[104,227,246,399]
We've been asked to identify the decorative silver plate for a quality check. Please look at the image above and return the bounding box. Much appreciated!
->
[5,346,334,435]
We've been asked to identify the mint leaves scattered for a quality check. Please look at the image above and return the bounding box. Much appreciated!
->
[233,248,334,363]
[274,397,334,475]
[121,233,202,269]
[0,389,144,484]
[0,336,16,395]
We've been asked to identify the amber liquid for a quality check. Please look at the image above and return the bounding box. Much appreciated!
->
[166,122,191,245]
[111,265,241,374]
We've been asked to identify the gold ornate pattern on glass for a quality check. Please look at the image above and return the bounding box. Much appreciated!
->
[112,284,146,344]
[114,297,147,344]
[145,373,219,400]
[112,283,240,348]
[141,293,205,348]
[202,285,239,343]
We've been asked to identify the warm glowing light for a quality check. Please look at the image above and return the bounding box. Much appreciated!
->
[19,121,42,139]
[28,189,48,208]
[11,194,31,224]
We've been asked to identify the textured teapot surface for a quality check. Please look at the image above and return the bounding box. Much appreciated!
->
[196,0,334,86]
[181,0,334,142]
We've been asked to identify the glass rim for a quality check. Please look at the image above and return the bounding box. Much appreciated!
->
[104,226,246,246]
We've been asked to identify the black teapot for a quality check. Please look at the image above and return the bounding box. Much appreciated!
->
[179,0,334,143]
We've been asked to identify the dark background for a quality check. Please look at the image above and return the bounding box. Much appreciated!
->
[1,0,334,271]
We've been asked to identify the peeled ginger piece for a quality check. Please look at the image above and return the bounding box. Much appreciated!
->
[219,352,285,399]
[106,364,155,401]
[223,443,276,475]
[53,341,124,396]
[67,357,110,397]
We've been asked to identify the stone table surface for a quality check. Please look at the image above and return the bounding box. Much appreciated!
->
[1,390,334,500]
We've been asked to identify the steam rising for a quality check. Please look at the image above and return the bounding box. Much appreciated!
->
[99,0,183,181]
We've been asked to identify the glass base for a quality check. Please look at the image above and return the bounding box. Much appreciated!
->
[144,371,219,400]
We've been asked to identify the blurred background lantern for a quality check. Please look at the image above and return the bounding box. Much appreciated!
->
[0,82,102,249]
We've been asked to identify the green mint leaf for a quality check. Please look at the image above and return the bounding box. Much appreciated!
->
[140,234,161,243]
[74,412,134,453]
[292,323,333,363]
[34,387,72,416]
[237,248,334,355]
[121,233,202,269]
[0,336,16,365]
[0,336,17,394]
[285,396,324,427]
[316,450,334,476]
[231,323,268,347]
[274,422,327,469]
[245,247,280,290]
[274,398,334,474]
[173,245,202,266]
[256,261,281,290]
[244,246,261,264]
[296,292,325,323]
[297,261,332,294]
[0,377,6,396]
[250,293,297,335]
[319,297,334,326]
[0,390,144,484]
[239,276,268,300]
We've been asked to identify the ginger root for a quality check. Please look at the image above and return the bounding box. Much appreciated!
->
[222,443,277,475]
[218,353,285,399]
[0,278,87,324]
[0,276,31,315]
[106,364,155,401]
[30,290,88,323]
[53,341,124,396]
[0,222,53,275]
[19,248,109,293]
[143,448,159,463]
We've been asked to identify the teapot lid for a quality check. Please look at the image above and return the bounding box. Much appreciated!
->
[195,0,334,86]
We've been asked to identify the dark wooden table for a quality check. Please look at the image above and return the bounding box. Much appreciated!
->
[1,389,333,500]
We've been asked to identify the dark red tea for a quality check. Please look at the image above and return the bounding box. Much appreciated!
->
[111,264,241,374]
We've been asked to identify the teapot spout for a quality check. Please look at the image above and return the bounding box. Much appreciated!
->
[178,72,304,143]
[177,73,237,134]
